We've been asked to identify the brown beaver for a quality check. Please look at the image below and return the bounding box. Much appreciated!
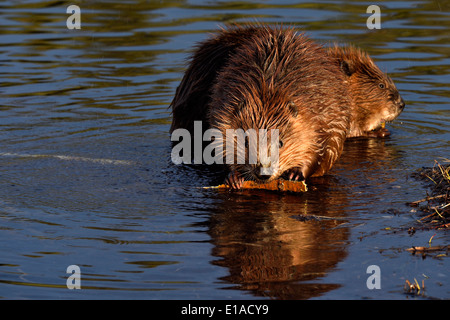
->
[326,45,405,138]
[170,25,405,189]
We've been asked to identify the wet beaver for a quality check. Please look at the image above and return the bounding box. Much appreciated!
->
[170,25,405,189]
[326,45,405,138]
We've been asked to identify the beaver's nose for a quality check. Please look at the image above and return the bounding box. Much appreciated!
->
[397,97,405,110]
[254,165,272,181]
[254,171,272,181]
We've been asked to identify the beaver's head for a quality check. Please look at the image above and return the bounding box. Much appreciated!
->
[327,46,405,137]
[209,90,304,183]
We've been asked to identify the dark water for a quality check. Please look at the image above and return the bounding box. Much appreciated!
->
[0,0,449,300]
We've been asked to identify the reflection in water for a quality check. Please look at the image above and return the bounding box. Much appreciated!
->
[208,192,348,299]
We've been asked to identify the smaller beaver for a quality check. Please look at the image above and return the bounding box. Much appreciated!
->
[326,45,405,138]
[170,25,405,189]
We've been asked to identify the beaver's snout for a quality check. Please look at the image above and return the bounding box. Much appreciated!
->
[391,92,405,111]
[396,97,405,110]
[252,164,275,181]
[254,171,272,181]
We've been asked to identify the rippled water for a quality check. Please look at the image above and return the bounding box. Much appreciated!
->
[0,0,449,299]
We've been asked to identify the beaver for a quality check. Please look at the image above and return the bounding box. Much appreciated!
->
[326,45,405,138]
[170,25,405,189]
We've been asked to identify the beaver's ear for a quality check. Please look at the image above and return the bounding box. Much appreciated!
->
[340,60,356,76]
[288,101,298,118]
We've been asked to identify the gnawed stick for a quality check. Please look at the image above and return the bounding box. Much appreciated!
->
[204,179,308,193]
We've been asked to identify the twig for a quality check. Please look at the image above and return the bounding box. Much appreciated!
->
[409,194,447,206]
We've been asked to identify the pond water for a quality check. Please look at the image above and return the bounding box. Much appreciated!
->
[0,0,449,300]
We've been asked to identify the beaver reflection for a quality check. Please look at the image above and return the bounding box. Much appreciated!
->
[206,187,349,300]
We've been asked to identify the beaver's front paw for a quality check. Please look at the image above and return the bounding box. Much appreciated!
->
[284,168,304,181]
[367,123,391,138]
[368,127,391,138]
[225,171,244,189]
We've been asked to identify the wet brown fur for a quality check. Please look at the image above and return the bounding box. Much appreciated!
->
[170,24,404,186]
[326,45,405,137]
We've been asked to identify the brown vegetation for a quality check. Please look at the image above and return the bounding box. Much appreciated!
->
[409,160,450,229]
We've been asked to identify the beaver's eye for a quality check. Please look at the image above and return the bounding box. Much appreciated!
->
[379,83,385,89]
[279,140,284,148]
